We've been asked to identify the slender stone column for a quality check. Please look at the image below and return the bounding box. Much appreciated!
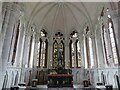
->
[95,23,105,68]
[20,31,31,83]
[22,31,31,68]
[101,17,109,67]
[20,29,27,83]
[30,32,35,68]
[78,34,84,67]
[90,35,98,68]
[19,29,26,83]
[80,41,85,67]
[31,33,39,79]
[74,42,77,68]
[15,22,25,67]
[47,37,53,69]
[19,25,26,68]
[64,38,69,69]
[30,32,36,79]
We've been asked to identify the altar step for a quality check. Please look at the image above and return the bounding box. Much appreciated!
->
[26,85,95,90]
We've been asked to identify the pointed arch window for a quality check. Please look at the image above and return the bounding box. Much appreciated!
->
[108,16,119,65]
[52,32,65,69]
[69,31,81,68]
[101,8,119,65]
[36,29,48,68]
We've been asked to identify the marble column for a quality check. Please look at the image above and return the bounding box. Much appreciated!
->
[32,34,39,79]
[19,26,26,83]
[15,22,25,67]
[95,22,105,68]
[78,34,84,68]
[19,24,26,68]
[47,37,53,69]
[30,32,35,68]
[19,22,29,82]
[30,32,36,79]
[22,31,31,68]
[90,35,98,68]
[83,35,87,68]
[64,38,69,69]
[19,31,31,83]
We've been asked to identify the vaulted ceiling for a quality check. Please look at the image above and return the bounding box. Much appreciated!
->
[22,2,118,37]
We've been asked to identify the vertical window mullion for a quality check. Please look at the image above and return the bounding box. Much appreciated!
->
[69,40,72,68]
[44,40,48,68]
[38,39,42,67]
[76,40,78,68]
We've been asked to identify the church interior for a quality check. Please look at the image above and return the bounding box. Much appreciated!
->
[0,1,120,90]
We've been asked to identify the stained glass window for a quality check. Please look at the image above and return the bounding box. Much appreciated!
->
[108,18,118,65]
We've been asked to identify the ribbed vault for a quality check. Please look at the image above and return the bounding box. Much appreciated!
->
[23,2,117,37]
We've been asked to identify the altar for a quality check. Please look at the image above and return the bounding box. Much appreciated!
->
[47,69,73,87]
